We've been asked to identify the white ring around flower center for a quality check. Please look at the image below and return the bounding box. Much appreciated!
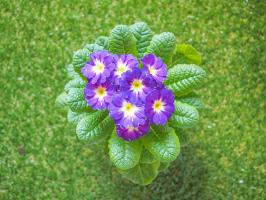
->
[93,59,105,74]
[121,101,138,117]
[131,79,144,93]
[152,99,165,113]
[148,65,157,76]
[115,61,129,77]
[127,126,139,132]
[95,86,106,100]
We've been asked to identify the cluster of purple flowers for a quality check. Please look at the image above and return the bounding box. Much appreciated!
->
[82,51,175,141]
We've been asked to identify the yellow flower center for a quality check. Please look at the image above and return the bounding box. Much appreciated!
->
[127,126,138,132]
[121,102,137,117]
[94,60,105,74]
[153,99,164,112]
[124,102,133,111]
[148,66,156,76]
[116,62,128,76]
[131,79,143,92]
[95,86,106,98]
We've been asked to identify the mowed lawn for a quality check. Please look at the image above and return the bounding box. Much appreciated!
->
[0,0,265,199]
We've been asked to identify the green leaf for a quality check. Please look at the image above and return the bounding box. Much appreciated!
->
[171,125,191,146]
[176,93,204,109]
[130,22,152,58]
[64,78,87,92]
[142,125,180,162]
[146,32,176,65]
[164,64,206,96]
[109,25,137,55]
[109,133,142,170]
[76,110,113,142]
[169,101,199,128]
[67,110,88,125]
[95,36,109,49]
[66,64,80,79]
[118,161,160,185]
[172,44,202,65]
[158,162,170,172]
[140,148,156,164]
[72,48,90,70]
[55,92,68,108]
[67,88,89,112]
[84,43,104,52]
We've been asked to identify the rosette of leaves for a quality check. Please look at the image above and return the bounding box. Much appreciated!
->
[56,22,206,185]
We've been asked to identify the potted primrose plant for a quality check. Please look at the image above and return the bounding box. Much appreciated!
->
[56,22,206,185]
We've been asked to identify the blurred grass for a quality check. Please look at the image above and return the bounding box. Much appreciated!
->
[0,0,265,199]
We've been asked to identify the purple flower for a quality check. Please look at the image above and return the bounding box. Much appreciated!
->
[109,94,146,128]
[113,54,138,80]
[84,81,113,110]
[120,68,156,103]
[116,120,150,141]
[145,88,175,125]
[81,50,115,84]
[142,54,167,83]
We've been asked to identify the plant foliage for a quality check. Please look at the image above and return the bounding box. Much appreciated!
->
[56,22,206,185]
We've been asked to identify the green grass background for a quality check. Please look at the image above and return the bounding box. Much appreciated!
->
[0,0,265,199]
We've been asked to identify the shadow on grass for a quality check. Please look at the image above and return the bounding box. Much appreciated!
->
[147,144,208,200]
[112,142,208,200]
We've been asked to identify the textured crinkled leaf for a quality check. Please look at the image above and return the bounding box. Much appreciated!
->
[76,110,113,142]
[146,32,176,65]
[67,88,88,112]
[64,78,87,92]
[130,22,152,58]
[158,162,170,172]
[176,93,204,109]
[66,64,80,79]
[72,48,90,70]
[172,44,202,65]
[67,110,88,125]
[164,64,206,96]
[169,101,199,128]
[109,133,142,170]
[95,36,109,49]
[142,125,180,162]
[118,161,160,185]
[171,125,191,146]
[84,43,104,52]
[55,92,68,108]
[109,25,137,55]
[140,148,156,164]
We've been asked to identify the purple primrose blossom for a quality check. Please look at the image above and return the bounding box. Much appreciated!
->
[109,94,146,128]
[142,54,167,83]
[145,88,175,125]
[116,120,150,141]
[81,50,115,84]
[120,68,156,103]
[84,81,113,110]
[82,51,175,141]
[113,54,138,80]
